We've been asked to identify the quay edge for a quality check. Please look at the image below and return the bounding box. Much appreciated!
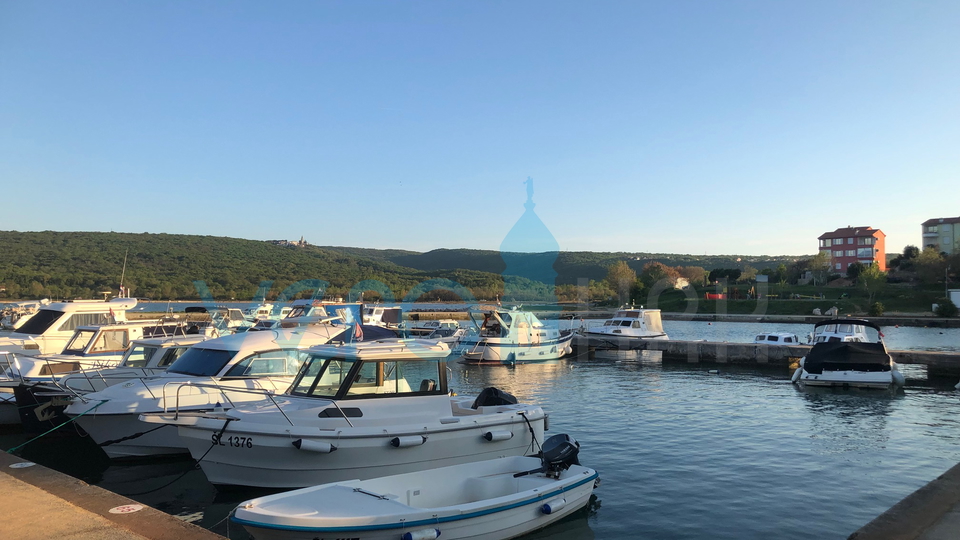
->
[0,451,225,540]
[848,461,960,540]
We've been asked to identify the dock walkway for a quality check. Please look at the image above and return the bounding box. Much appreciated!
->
[0,452,224,540]
[849,461,960,540]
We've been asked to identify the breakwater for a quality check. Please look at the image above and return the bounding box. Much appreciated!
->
[571,335,960,377]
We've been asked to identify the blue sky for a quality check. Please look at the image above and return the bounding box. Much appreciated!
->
[1,1,958,256]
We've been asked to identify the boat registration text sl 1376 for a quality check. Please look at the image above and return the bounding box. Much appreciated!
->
[212,434,253,448]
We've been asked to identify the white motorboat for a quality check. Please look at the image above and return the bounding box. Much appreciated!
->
[0,297,137,357]
[232,435,598,540]
[753,332,800,345]
[461,307,574,365]
[583,306,668,340]
[139,339,548,488]
[362,305,402,329]
[792,319,904,389]
[404,319,468,346]
[63,324,348,458]
[12,334,211,431]
[1,318,204,426]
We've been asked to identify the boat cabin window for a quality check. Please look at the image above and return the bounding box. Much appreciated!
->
[291,355,444,399]
[603,321,615,326]
[90,330,129,353]
[158,346,189,367]
[123,345,158,368]
[58,312,116,332]
[14,309,65,335]
[643,314,664,334]
[632,321,641,328]
[767,335,779,342]
[783,337,793,343]
[619,320,631,327]
[167,348,239,376]
[224,350,308,377]
[63,329,97,354]
[838,324,853,334]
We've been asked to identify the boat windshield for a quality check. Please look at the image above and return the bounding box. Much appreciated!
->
[166,348,239,376]
[13,309,65,335]
[63,329,97,354]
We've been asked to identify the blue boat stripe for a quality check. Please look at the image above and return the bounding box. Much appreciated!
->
[230,472,599,533]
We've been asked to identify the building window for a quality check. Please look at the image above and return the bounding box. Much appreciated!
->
[833,250,843,257]
[821,239,832,247]
[845,250,855,256]
[848,238,854,244]
[857,248,873,258]
[926,225,939,233]
[835,263,841,270]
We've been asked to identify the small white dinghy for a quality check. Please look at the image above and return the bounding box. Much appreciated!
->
[232,434,599,540]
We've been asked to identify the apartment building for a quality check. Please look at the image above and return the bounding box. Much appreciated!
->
[818,226,886,272]
[921,217,960,255]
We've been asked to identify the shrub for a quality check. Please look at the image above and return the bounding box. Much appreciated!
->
[869,302,885,317]
[935,298,958,318]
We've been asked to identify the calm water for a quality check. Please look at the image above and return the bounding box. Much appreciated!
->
[4,356,960,539]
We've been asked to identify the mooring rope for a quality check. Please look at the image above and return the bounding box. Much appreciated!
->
[6,399,108,454]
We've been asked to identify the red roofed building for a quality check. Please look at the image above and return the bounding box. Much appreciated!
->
[818,226,886,272]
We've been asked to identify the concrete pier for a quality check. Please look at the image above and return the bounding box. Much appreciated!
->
[0,452,225,540]
[848,461,960,540]
[571,336,960,376]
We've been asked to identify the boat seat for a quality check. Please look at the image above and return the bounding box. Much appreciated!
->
[419,379,436,392]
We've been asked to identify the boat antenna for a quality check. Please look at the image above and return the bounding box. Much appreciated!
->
[119,249,129,298]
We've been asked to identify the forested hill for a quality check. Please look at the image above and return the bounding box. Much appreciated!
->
[319,246,805,284]
[1,231,805,301]
[0,231,503,301]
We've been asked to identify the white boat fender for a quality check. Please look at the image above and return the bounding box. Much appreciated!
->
[791,368,802,384]
[708,369,720,375]
[892,368,905,387]
[541,498,567,514]
[292,439,337,453]
[401,528,440,540]
[482,430,514,442]
[391,435,427,448]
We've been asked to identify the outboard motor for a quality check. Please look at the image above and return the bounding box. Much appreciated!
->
[515,433,581,479]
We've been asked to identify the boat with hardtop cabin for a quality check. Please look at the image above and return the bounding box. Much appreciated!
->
[460,307,573,365]
[139,338,548,488]
[583,305,668,340]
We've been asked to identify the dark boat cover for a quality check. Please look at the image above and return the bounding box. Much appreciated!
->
[803,341,892,374]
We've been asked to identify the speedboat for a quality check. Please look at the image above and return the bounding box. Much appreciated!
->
[792,319,904,389]
[583,306,668,340]
[231,434,598,540]
[754,332,800,345]
[461,307,574,365]
[63,324,351,458]
[404,319,467,346]
[139,339,548,488]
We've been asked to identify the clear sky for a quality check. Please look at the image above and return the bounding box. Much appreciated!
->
[1,1,957,257]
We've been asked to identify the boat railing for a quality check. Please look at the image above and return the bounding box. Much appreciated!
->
[165,381,301,426]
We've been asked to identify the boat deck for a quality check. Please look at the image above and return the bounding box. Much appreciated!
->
[0,452,224,540]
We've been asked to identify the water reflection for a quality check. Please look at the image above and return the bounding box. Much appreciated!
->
[797,386,901,459]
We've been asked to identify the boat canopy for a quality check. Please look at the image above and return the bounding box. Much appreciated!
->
[290,340,449,400]
[803,341,891,374]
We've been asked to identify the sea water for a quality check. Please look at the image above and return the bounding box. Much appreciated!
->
[4,354,960,540]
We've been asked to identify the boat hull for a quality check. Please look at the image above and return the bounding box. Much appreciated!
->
[175,411,546,488]
[233,457,597,540]
[798,368,900,389]
[461,334,574,365]
[74,412,187,458]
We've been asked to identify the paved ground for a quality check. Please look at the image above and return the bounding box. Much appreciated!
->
[849,461,960,540]
[0,452,225,540]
